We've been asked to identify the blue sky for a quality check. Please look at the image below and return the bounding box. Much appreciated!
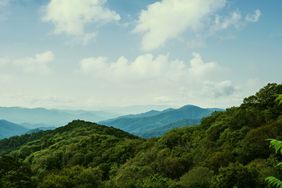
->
[0,0,281,111]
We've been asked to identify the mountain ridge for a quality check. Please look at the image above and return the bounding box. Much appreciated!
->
[100,104,223,137]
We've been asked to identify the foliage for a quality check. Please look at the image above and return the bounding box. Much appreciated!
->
[38,166,103,188]
[269,139,282,154]
[276,94,282,105]
[0,130,53,155]
[179,166,214,188]
[266,177,282,188]
[210,162,258,188]
[266,139,282,188]
[0,156,35,188]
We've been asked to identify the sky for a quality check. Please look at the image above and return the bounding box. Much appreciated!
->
[0,0,281,111]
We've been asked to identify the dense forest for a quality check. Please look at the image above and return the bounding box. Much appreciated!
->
[0,83,282,188]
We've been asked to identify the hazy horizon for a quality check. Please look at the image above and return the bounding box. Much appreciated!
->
[0,103,221,116]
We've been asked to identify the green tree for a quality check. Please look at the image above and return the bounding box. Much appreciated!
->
[179,167,214,188]
[0,156,34,188]
[211,162,258,188]
[38,166,103,188]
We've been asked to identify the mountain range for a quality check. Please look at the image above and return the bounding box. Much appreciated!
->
[100,105,223,137]
[0,107,118,129]
[0,105,222,139]
[0,83,281,188]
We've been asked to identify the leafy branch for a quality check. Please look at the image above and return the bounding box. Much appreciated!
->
[266,139,282,188]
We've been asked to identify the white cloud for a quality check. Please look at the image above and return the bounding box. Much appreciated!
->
[245,9,261,23]
[189,53,218,77]
[211,9,262,33]
[134,0,226,51]
[211,11,242,33]
[80,56,108,74]
[43,0,120,44]
[80,53,221,81]
[0,51,55,74]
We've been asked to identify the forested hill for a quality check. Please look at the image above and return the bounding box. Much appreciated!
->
[0,120,140,156]
[0,83,282,188]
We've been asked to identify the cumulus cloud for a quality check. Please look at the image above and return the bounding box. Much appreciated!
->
[0,51,55,74]
[134,0,226,51]
[189,53,218,77]
[80,53,221,82]
[43,0,120,44]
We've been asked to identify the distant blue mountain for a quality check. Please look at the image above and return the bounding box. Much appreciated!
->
[100,105,223,138]
[0,107,118,128]
[0,120,29,139]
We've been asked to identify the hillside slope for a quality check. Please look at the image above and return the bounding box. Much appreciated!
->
[100,105,221,137]
[0,83,282,188]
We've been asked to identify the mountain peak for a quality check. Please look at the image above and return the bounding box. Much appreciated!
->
[179,104,202,109]
[101,104,221,138]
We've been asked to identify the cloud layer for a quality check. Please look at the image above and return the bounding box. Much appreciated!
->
[79,53,236,106]
[0,51,55,74]
[80,53,221,81]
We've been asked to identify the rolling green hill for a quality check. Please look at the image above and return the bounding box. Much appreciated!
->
[0,83,282,188]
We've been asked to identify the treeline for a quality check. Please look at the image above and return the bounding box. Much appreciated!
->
[0,83,282,188]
